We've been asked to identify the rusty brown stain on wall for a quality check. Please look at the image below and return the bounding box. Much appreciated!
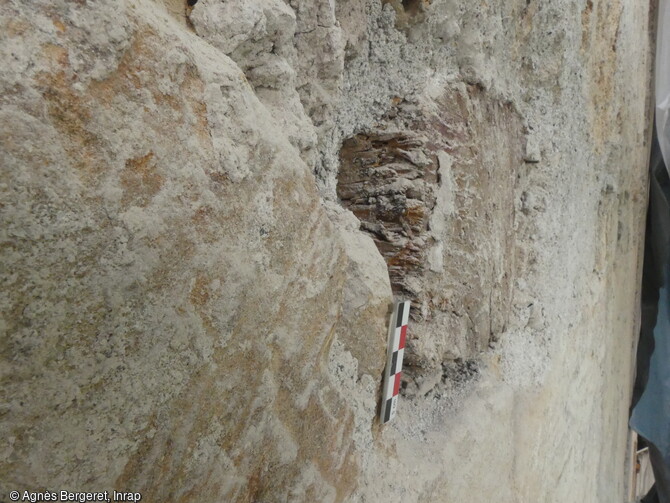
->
[120,152,164,208]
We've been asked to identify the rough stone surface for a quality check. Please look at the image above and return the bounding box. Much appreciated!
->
[0,0,655,502]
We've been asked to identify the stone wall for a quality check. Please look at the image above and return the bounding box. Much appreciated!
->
[0,0,655,502]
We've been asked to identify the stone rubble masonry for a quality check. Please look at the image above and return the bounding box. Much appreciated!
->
[0,0,654,502]
[337,85,523,378]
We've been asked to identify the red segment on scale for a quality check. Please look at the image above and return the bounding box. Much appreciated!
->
[393,372,402,396]
[399,325,407,349]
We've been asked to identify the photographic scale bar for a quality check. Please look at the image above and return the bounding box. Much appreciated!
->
[380,300,410,424]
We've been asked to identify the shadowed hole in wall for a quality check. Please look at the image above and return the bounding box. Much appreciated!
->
[381,0,430,27]
[402,0,425,16]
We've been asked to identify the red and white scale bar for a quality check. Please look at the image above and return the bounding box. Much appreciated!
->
[380,300,410,424]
